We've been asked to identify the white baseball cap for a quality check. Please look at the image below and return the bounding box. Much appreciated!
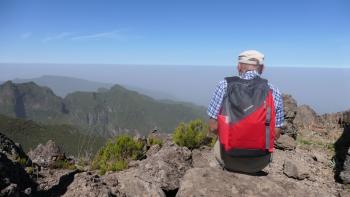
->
[238,50,264,65]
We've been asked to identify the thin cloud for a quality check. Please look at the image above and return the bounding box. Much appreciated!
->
[71,30,123,41]
[42,32,75,43]
[20,32,32,39]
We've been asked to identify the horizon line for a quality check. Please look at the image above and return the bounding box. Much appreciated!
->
[0,61,349,69]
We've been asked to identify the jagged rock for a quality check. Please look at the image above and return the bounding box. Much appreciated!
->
[283,159,310,180]
[146,144,161,158]
[135,142,192,191]
[36,169,79,194]
[282,94,298,139]
[63,171,118,197]
[0,132,31,164]
[275,135,296,151]
[28,140,66,168]
[294,105,320,129]
[104,171,165,197]
[0,152,36,196]
[283,94,298,119]
[0,183,18,197]
[191,146,220,168]
[0,133,36,196]
[102,142,191,195]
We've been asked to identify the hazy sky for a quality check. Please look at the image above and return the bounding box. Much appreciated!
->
[0,0,349,67]
[1,63,349,114]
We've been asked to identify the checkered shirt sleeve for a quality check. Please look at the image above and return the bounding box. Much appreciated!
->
[268,83,284,128]
[207,80,227,119]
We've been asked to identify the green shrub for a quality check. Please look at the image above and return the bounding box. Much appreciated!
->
[148,137,163,146]
[173,119,212,150]
[92,135,145,174]
[17,157,29,167]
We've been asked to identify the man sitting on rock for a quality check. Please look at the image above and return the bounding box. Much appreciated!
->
[207,50,284,173]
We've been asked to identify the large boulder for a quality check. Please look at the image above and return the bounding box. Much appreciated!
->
[0,133,36,196]
[36,169,80,196]
[128,141,192,191]
[99,141,192,196]
[0,152,36,196]
[0,132,31,164]
[63,172,117,197]
[176,167,325,197]
[105,170,165,197]
[282,94,298,139]
[191,146,221,168]
[283,159,310,180]
[275,134,296,151]
[28,140,66,168]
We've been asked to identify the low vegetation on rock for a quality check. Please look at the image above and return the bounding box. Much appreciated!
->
[173,119,215,150]
[92,135,145,174]
[147,136,163,147]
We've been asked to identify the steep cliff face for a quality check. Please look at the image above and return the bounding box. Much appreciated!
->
[0,81,68,123]
[64,84,206,136]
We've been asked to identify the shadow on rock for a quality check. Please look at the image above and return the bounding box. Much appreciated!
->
[334,125,350,183]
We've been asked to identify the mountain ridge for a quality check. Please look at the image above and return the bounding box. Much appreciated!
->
[10,75,180,102]
[0,80,206,136]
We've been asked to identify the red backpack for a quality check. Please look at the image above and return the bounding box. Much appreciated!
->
[218,76,276,158]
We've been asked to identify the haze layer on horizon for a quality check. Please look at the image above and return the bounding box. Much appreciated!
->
[1,63,349,114]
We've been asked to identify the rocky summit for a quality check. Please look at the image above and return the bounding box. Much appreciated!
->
[0,94,350,197]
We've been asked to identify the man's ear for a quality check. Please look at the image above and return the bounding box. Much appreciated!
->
[237,63,241,74]
[259,64,264,74]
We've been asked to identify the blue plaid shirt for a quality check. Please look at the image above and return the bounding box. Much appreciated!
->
[207,70,284,128]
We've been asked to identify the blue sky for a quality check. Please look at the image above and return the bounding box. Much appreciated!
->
[0,0,349,67]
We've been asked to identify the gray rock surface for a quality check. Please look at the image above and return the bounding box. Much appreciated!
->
[283,159,310,180]
[36,169,79,195]
[146,144,161,158]
[130,141,192,191]
[275,134,296,151]
[282,94,298,139]
[105,170,165,197]
[63,171,117,197]
[176,167,323,197]
[191,146,221,168]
